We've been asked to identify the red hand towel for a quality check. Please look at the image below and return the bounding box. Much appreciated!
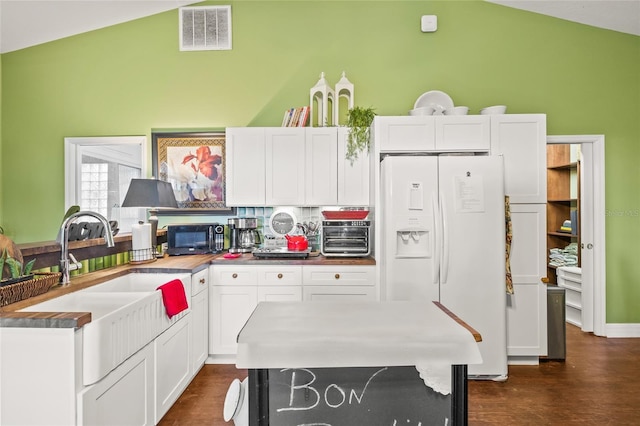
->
[157,279,188,318]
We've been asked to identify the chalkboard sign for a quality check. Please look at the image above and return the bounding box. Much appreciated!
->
[250,366,453,426]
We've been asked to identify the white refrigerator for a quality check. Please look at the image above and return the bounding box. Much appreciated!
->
[380,154,507,379]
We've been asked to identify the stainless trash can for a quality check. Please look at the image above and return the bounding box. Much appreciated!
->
[547,286,566,360]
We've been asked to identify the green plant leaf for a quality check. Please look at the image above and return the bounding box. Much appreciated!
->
[0,249,5,281]
[345,106,376,164]
[24,259,36,276]
[6,258,22,278]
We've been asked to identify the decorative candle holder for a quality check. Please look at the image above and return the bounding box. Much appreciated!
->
[334,71,354,126]
[309,72,335,127]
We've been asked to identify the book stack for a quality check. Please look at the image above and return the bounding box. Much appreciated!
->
[559,219,572,233]
[281,106,310,127]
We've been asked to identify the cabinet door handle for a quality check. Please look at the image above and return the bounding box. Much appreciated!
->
[199,278,206,284]
[335,274,340,280]
[232,273,238,279]
[277,273,283,279]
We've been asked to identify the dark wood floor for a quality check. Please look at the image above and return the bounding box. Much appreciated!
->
[160,324,640,425]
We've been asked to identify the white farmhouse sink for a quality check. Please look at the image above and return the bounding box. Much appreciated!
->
[84,273,192,295]
[20,273,192,385]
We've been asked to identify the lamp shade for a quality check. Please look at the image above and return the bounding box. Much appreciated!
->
[121,179,179,208]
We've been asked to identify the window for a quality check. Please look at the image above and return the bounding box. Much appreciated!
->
[65,136,147,233]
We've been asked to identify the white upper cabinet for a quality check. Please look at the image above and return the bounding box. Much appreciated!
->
[435,115,490,151]
[373,116,436,152]
[226,127,266,206]
[490,114,547,204]
[373,115,490,153]
[305,127,338,205]
[225,127,368,207]
[266,128,306,205]
[337,127,370,206]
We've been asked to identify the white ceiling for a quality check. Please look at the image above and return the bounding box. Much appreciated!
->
[0,0,199,54]
[487,0,640,36]
[0,0,638,54]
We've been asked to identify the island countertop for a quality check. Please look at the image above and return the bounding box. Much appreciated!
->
[236,301,482,369]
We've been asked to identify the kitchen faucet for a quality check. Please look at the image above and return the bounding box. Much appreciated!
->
[59,210,115,285]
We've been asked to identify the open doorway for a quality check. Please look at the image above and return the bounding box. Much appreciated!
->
[547,135,606,337]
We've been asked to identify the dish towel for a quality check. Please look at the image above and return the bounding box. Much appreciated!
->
[157,279,188,318]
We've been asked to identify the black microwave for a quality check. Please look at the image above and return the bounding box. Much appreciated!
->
[166,223,225,255]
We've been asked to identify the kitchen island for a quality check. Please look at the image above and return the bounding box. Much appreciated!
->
[236,301,482,426]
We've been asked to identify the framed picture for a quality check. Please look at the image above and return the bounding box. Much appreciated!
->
[152,132,235,215]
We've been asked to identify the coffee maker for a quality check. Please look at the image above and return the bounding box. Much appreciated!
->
[228,217,262,253]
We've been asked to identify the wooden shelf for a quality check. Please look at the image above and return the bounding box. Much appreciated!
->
[546,144,580,285]
[17,231,167,271]
[548,231,578,238]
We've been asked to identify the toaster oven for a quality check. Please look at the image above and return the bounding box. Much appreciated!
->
[321,220,371,257]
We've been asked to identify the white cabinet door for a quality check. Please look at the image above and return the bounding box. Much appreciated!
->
[506,204,548,359]
[303,265,376,286]
[373,116,436,152]
[155,316,192,424]
[337,127,370,206]
[190,287,208,376]
[305,127,338,205]
[266,128,306,205]
[190,268,208,375]
[226,127,266,206]
[302,265,377,301]
[303,286,376,301]
[79,343,155,426]
[435,115,490,152]
[209,286,258,355]
[257,265,303,286]
[258,286,303,302]
[490,114,547,204]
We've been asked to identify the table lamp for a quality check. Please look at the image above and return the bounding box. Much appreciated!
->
[121,178,178,257]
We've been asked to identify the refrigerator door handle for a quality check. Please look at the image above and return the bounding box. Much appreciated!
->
[440,193,450,284]
[432,194,440,284]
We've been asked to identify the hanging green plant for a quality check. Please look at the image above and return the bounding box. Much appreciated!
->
[345,106,376,163]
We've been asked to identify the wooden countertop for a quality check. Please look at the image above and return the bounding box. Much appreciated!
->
[0,252,375,327]
[209,252,376,266]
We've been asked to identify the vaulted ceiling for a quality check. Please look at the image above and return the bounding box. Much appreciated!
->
[0,0,638,54]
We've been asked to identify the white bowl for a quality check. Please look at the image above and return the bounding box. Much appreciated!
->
[480,105,507,115]
[445,106,469,115]
[409,106,435,116]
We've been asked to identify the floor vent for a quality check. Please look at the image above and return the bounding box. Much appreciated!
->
[179,5,232,51]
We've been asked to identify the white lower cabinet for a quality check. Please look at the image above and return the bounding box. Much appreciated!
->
[1,272,212,426]
[210,284,259,355]
[78,343,155,426]
[506,204,548,363]
[209,265,302,356]
[190,268,209,376]
[209,264,377,360]
[302,265,376,301]
[303,285,376,301]
[154,314,192,424]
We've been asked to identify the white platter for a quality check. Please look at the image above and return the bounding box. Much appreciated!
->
[414,90,454,112]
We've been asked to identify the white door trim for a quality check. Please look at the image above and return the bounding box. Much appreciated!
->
[547,135,606,337]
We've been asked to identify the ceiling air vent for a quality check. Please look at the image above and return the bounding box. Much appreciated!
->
[179,5,232,51]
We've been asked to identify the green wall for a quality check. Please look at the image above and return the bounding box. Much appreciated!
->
[1,1,639,323]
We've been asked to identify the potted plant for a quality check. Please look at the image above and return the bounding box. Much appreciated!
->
[0,247,36,287]
[345,106,376,163]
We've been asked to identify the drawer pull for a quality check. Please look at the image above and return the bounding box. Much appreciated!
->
[335,274,340,280]
[232,273,238,279]
[199,278,206,284]
[277,273,283,279]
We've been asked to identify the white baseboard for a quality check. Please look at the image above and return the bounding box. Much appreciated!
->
[206,354,237,364]
[605,323,640,337]
[507,356,540,365]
